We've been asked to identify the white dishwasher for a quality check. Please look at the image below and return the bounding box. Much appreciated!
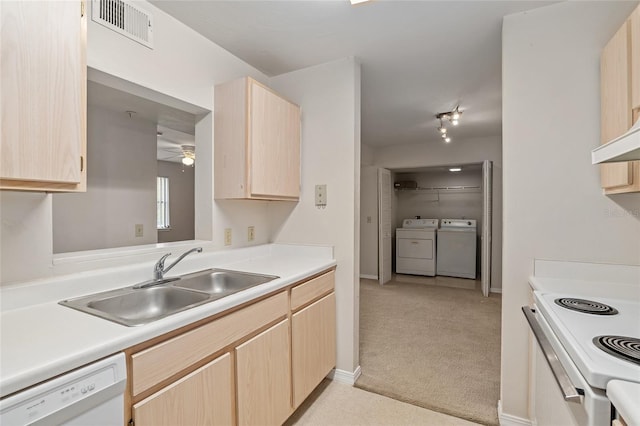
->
[0,353,126,426]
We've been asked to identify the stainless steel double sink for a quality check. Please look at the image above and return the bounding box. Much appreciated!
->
[59,269,279,327]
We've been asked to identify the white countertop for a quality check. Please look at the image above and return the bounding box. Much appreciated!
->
[0,243,335,398]
[608,380,640,425]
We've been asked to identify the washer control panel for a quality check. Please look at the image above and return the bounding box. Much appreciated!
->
[402,219,439,228]
[440,219,476,228]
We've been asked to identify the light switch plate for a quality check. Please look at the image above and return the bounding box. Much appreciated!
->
[248,226,255,241]
[315,184,327,207]
[135,224,143,237]
[224,228,232,246]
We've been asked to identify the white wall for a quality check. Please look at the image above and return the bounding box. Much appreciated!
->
[53,106,158,253]
[501,1,640,421]
[366,136,503,289]
[269,57,362,374]
[0,0,273,284]
[157,160,195,244]
[87,1,266,111]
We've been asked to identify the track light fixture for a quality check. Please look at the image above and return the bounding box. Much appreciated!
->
[435,106,463,143]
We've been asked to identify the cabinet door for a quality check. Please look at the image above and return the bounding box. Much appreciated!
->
[631,5,640,111]
[292,292,336,408]
[1,0,86,192]
[236,319,291,426]
[133,353,233,426]
[600,21,634,190]
[249,81,300,199]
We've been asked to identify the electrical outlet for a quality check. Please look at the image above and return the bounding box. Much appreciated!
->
[135,224,143,237]
[224,228,232,246]
[248,226,255,242]
[315,184,327,207]
[367,216,372,224]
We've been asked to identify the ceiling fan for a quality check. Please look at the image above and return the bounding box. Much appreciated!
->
[158,142,196,167]
[156,126,196,167]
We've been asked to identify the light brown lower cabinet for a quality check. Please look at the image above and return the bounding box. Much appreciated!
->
[292,292,336,408]
[125,269,336,426]
[133,353,233,426]
[236,319,292,426]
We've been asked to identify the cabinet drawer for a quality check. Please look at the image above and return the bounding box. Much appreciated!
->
[131,291,287,396]
[291,270,335,311]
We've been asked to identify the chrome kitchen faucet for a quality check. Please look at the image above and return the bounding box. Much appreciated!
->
[134,247,203,289]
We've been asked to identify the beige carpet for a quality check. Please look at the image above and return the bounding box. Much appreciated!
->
[356,277,502,426]
[286,379,478,426]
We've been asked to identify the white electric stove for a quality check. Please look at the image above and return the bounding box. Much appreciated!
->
[535,293,640,389]
[525,291,640,425]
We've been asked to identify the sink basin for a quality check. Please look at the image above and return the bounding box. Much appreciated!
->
[59,269,278,327]
[174,269,278,295]
[60,286,210,327]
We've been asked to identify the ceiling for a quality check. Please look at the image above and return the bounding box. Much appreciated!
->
[88,81,196,163]
[150,0,555,148]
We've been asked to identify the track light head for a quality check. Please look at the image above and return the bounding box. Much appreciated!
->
[435,106,463,143]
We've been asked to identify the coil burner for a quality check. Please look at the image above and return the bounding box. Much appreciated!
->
[593,336,640,366]
[554,298,618,315]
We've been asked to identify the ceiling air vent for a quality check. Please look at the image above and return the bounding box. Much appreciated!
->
[92,0,154,49]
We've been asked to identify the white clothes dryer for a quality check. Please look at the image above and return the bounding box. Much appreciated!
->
[436,219,477,279]
[395,219,439,276]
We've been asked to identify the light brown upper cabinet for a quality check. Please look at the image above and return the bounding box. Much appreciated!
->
[600,4,640,194]
[215,77,301,200]
[0,1,87,192]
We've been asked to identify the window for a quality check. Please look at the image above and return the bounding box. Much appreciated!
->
[157,177,170,229]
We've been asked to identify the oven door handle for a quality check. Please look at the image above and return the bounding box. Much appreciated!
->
[522,306,584,404]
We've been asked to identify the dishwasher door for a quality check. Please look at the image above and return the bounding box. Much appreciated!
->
[1,353,126,426]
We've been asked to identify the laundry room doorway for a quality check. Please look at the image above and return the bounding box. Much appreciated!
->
[358,160,502,425]
[376,161,493,291]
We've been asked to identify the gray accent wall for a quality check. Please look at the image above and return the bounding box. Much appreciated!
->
[52,106,158,253]
[157,160,195,244]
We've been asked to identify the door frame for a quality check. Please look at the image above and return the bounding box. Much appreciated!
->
[377,168,392,285]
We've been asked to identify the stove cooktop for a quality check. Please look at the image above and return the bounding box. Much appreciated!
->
[554,297,619,315]
[535,292,640,389]
[593,335,640,366]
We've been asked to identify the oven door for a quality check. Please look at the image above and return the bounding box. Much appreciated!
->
[522,306,611,426]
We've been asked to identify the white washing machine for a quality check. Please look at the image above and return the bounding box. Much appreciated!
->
[395,218,439,276]
[436,219,477,279]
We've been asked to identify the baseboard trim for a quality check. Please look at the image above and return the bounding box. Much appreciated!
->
[491,287,503,294]
[328,366,362,385]
[498,400,532,426]
[360,274,378,280]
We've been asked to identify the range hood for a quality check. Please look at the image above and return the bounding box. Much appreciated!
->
[592,120,640,163]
